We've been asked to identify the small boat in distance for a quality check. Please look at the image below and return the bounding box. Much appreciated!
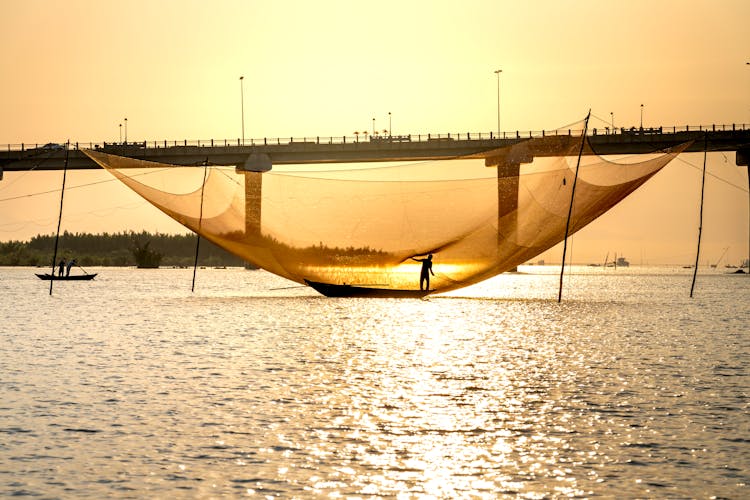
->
[304,279,432,298]
[36,273,97,281]
[604,254,630,268]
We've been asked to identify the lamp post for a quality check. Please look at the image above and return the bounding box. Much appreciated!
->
[119,123,122,143]
[240,76,245,145]
[640,104,644,129]
[610,112,614,133]
[372,117,375,136]
[494,69,502,137]
[124,117,128,143]
[388,111,392,137]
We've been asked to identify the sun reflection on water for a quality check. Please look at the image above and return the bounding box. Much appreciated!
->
[1,267,746,498]
[300,298,576,497]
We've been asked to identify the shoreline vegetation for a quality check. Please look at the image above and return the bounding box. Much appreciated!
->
[0,231,253,268]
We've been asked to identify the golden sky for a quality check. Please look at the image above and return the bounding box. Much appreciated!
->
[1,0,749,265]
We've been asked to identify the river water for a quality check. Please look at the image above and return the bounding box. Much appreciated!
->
[0,265,748,498]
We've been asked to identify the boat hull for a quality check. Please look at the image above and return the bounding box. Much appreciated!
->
[305,279,432,298]
[36,273,97,281]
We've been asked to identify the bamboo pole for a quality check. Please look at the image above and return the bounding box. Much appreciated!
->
[558,111,590,303]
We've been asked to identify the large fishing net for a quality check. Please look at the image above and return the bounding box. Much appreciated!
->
[83,129,687,295]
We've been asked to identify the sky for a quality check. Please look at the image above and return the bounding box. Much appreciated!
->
[1,0,749,266]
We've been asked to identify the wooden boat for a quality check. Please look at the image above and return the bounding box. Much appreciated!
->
[304,279,432,298]
[36,273,97,281]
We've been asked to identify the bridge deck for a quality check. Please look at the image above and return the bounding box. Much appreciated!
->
[2,126,750,171]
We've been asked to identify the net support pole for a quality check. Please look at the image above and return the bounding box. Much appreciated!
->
[49,141,70,296]
[558,111,590,303]
[690,134,708,297]
[191,161,209,292]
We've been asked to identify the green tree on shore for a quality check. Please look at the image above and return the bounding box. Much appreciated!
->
[0,231,251,268]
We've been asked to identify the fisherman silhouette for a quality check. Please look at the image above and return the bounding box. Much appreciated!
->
[411,254,435,291]
[58,259,65,277]
[66,259,76,277]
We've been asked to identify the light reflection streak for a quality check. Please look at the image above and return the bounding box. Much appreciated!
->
[301,302,585,498]
[5,268,742,498]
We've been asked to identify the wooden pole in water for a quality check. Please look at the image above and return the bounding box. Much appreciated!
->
[558,111,590,303]
[690,133,708,297]
[191,160,209,292]
[49,142,70,295]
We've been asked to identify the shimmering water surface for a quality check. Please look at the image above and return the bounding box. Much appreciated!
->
[1,266,748,498]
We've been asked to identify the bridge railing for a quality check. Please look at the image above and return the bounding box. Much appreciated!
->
[4,123,748,152]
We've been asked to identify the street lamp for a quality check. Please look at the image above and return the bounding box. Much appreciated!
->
[494,69,502,137]
[388,111,392,137]
[640,104,644,129]
[372,117,375,136]
[119,123,122,143]
[610,112,614,133]
[124,117,128,143]
[240,76,245,145]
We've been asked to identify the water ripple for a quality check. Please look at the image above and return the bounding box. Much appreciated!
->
[0,266,747,498]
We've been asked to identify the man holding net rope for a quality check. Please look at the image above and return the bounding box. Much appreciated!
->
[411,254,435,291]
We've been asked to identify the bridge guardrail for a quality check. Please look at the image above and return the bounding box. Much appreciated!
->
[4,123,748,152]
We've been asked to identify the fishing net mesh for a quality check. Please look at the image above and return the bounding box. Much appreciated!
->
[83,129,686,293]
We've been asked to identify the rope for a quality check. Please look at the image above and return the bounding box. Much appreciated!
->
[0,167,175,203]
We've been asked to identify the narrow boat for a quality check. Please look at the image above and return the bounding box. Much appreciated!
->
[304,279,432,298]
[36,273,97,281]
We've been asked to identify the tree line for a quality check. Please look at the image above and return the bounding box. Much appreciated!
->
[0,231,251,268]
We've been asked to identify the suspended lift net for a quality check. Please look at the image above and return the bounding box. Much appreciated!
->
[83,130,687,294]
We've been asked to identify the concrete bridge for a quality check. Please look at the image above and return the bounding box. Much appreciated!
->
[2,125,750,175]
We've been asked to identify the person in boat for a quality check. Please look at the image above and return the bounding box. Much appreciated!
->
[58,259,66,277]
[411,254,435,291]
[65,259,76,277]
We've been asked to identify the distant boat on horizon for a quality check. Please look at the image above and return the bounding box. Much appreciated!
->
[604,253,629,268]
[711,247,729,268]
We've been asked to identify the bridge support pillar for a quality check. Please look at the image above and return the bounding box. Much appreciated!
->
[241,152,272,172]
[737,148,750,167]
[497,162,520,223]
[738,149,750,272]
[236,152,271,239]
[497,162,520,271]
[243,172,262,237]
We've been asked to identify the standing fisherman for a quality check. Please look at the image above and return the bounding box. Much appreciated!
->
[66,259,76,277]
[411,254,435,291]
